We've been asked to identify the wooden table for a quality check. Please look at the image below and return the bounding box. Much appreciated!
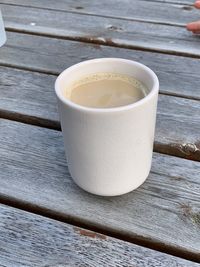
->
[0,0,200,266]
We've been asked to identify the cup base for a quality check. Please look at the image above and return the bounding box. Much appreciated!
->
[71,175,149,197]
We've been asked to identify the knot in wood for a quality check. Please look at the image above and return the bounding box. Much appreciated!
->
[107,25,122,31]
[182,5,193,11]
[180,143,198,155]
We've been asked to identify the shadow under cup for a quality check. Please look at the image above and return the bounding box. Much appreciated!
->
[55,58,159,196]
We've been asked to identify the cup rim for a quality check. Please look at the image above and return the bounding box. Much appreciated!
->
[55,58,159,113]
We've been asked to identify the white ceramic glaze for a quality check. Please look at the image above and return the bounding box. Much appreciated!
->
[55,58,159,196]
[0,10,6,47]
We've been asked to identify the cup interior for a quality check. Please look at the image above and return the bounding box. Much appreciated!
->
[55,58,159,110]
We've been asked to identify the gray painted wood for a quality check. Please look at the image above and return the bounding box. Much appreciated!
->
[1,204,199,267]
[0,119,200,260]
[2,5,200,57]
[1,0,198,26]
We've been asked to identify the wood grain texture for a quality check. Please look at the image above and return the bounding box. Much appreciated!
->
[1,67,200,160]
[1,0,198,25]
[0,66,58,126]
[156,95,200,160]
[150,0,193,4]
[1,204,199,267]
[0,32,200,160]
[0,119,200,261]
[1,31,200,101]
[2,4,200,58]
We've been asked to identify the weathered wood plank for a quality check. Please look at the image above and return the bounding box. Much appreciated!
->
[1,67,200,159]
[1,204,199,267]
[2,5,200,57]
[151,0,193,4]
[0,119,200,261]
[0,66,58,127]
[156,96,200,160]
[1,32,200,100]
[0,32,200,159]
[0,0,198,26]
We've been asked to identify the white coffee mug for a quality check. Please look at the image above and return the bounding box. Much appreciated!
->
[55,58,159,196]
[0,10,6,47]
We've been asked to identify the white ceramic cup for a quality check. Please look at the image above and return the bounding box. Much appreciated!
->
[0,10,6,47]
[55,58,159,196]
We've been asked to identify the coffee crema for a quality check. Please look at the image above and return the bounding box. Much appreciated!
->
[65,73,148,108]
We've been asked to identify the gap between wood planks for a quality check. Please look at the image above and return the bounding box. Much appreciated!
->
[0,59,199,161]
[0,2,187,28]
[0,0,193,7]
[0,194,199,264]
[3,203,199,267]
[4,28,200,60]
[0,107,199,163]
[142,0,193,5]
[0,0,199,262]
[0,60,199,102]
[0,1,193,27]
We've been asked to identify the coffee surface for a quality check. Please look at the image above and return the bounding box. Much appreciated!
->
[65,73,147,108]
